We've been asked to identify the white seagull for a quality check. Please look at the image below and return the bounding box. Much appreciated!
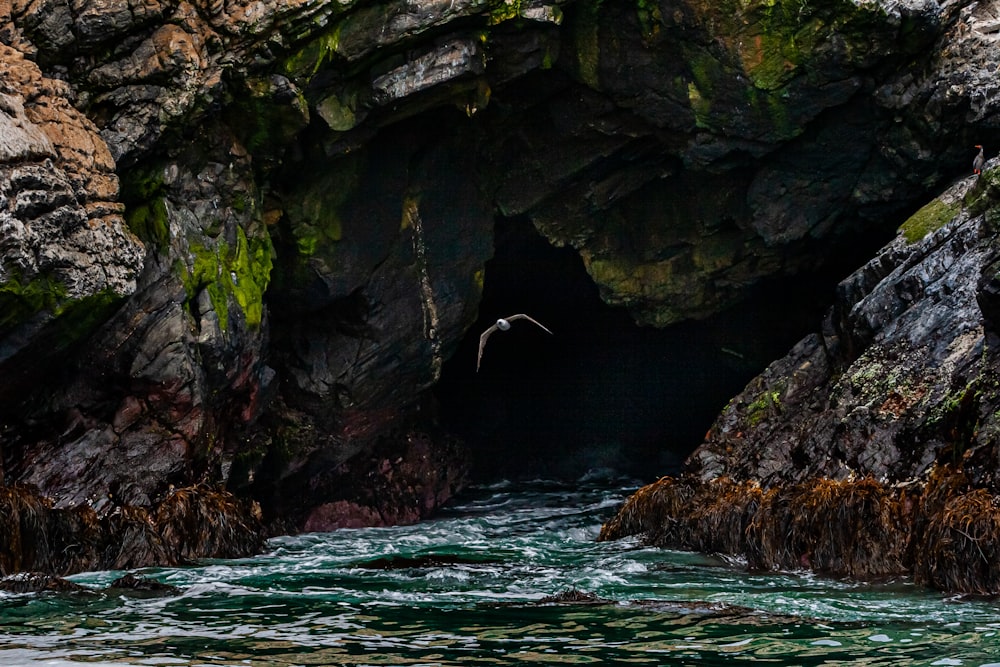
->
[477,314,553,371]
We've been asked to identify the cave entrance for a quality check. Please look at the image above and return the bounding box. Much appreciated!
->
[434,218,833,483]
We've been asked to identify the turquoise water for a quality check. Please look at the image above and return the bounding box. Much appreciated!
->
[2,477,1000,666]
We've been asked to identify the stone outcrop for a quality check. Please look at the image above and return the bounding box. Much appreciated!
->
[601,159,1000,593]
[3,0,1000,575]
[0,44,143,404]
[689,164,1000,489]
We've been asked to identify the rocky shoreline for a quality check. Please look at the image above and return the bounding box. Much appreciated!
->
[602,165,1000,595]
[4,0,1000,590]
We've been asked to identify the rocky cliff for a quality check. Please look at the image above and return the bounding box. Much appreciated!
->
[600,164,1000,593]
[691,169,1000,488]
[3,0,1000,570]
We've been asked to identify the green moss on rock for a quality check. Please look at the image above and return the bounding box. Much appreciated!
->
[285,154,359,258]
[121,166,165,201]
[569,0,603,88]
[965,165,1000,221]
[126,198,170,249]
[0,271,68,333]
[179,227,273,331]
[674,0,889,141]
[899,199,960,244]
[488,0,524,24]
[746,388,782,426]
[283,26,344,84]
[49,290,123,347]
[232,227,273,328]
[0,270,122,352]
[221,76,310,160]
[316,93,359,132]
[121,166,171,249]
[636,0,662,40]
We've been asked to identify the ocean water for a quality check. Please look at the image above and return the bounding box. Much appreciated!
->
[2,477,1000,666]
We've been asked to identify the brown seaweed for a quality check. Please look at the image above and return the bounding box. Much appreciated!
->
[598,476,699,542]
[102,506,173,570]
[600,468,1000,595]
[676,477,762,556]
[155,484,265,561]
[745,477,908,578]
[47,504,103,575]
[913,488,1000,595]
[0,484,266,577]
[0,485,53,574]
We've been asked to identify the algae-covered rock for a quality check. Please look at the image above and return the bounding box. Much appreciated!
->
[0,484,262,576]
[5,124,275,513]
[601,158,1000,594]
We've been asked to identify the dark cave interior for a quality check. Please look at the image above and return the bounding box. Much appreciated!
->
[434,217,888,483]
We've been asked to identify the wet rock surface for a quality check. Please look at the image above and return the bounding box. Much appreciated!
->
[108,572,181,596]
[3,0,1000,575]
[293,427,469,534]
[0,44,143,404]
[0,571,179,596]
[689,168,1000,489]
[0,572,87,594]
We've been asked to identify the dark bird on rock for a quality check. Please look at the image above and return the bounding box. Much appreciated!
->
[477,314,553,371]
[974,145,985,175]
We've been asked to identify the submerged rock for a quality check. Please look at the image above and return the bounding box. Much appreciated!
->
[0,572,179,597]
[0,572,87,594]
[109,573,180,596]
[538,589,610,605]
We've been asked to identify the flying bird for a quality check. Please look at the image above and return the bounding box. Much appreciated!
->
[974,145,985,175]
[477,314,553,371]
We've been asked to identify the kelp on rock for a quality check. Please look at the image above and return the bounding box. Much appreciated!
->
[0,484,264,577]
[599,467,1000,595]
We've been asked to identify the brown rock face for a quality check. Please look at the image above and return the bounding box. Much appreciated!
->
[0,44,141,306]
[0,43,144,446]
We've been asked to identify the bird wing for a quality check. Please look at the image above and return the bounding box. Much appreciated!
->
[477,323,500,371]
[505,314,554,335]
